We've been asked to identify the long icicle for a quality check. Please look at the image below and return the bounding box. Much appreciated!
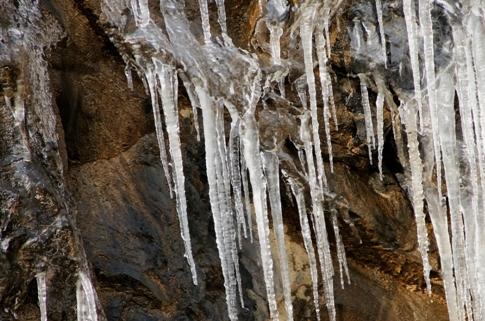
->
[402,0,424,130]
[155,60,197,285]
[143,62,174,198]
[300,4,328,188]
[242,113,280,321]
[316,27,334,173]
[418,0,442,201]
[196,86,238,320]
[403,103,431,293]
[375,0,387,68]
[263,152,294,321]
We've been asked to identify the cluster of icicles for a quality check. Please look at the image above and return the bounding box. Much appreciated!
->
[100,0,485,320]
[9,0,485,320]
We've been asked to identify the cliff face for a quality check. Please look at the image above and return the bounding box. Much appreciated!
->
[0,0,451,320]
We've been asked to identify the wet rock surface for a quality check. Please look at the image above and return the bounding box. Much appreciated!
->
[1,0,450,320]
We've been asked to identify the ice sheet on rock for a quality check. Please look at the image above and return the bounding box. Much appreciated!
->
[263,152,294,321]
[402,103,431,293]
[358,74,375,164]
[155,60,198,285]
[36,272,48,321]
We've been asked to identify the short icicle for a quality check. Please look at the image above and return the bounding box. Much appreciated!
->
[36,272,48,321]
[376,86,385,179]
[358,74,375,165]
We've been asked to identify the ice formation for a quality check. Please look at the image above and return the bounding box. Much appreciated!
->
[99,0,485,320]
[36,272,48,321]
[76,272,99,321]
[6,0,485,320]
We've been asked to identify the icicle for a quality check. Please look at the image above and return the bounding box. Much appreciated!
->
[154,60,197,285]
[376,87,385,179]
[436,71,469,317]
[424,185,460,321]
[263,152,294,321]
[402,103,431,293]
[418,0,442,200]
[468,12,485,317]
[287,179,321,321]
[198,0,211,43]
[375,0,387,68]
[215,0,229,38]
[358,74,375,164]
[196,86,238,320]
[36,272,48,321]
[214,104,245,309]
[300,5,328,188]
[402,0,424,130]
[124,65,134,91]
[144,63,174,198]
[300,112,336,321]
[240,142,254,243]
[330,208,350,288]
[315,27,334,172]
[268,24,283,66]
[130,0,150,27]
[76,272,98,321]
[229,120,248,242]
[241,113,279,321]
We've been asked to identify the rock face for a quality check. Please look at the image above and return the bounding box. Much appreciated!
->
[0,0,451,320]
